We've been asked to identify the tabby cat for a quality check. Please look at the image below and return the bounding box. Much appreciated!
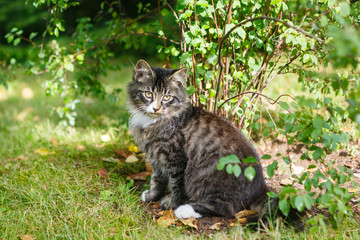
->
[128,60,278,220]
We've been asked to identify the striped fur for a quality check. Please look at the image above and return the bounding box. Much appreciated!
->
[128,60,277,220]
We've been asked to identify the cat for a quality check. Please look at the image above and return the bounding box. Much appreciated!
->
[127,59,278,221]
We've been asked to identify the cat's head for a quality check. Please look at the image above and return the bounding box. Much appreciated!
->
[128,60,190,120]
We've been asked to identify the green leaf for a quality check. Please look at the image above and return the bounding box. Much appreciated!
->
[219,154,240,164]
[6,34,14,43]
[180,53,192,64]
[279,198,290,216]
[13,38,21,46]
[217,163,225,171]
[207,54,218,65]
[267,160,278,178]
[186,85,196,95]
[294,195,305,212]
[304,179,312,192]
[311,128,322,139]
[226,164,233,174]
[339,2,351,17]
[54,27,59,37]
[242,156,257,164]
[29,32,38,40]
[313,148,323,160]
[233,164,242,178]
[244,166,256,181]
[261,154,271,159]
[313,116,324,129]
[279,102,289,110]
[267,191,279,198]
[64,62,74,72]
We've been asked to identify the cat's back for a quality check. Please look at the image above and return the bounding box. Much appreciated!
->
[182,107,258,160]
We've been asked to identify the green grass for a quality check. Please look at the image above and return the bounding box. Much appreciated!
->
[0,65,359,239]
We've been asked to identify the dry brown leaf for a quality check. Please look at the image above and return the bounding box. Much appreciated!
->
[51,138,58,146]
[157,210,177,228]
[208,222,222,230]
[234,209,258,219]
[20,235,34,240]
[291,164,304,175]
[97,168,109,178]
[228,219,240,227]
[280,178,293,186]
[6,155,29,162]
[145,162,153,173]
[238,218,248,225]
[152,202,161,208]
[126,171,150,181]
[125,155,139,163]
[102,157,118,163]
[179,217,198,230]
[113,149,130,158]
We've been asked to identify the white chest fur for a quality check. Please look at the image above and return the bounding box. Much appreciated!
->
[129,110,157,129]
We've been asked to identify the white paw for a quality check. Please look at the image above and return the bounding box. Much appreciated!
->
[174,204,202,219]
[141,190,149,202]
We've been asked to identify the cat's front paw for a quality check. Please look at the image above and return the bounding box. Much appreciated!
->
[141,190,151,202]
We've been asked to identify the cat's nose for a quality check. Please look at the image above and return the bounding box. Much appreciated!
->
[153,107,159,113]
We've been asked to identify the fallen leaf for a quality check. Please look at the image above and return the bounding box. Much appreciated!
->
[208,222,222,230]
[20,235,34,240]
[179,217,198,230]
[280,178,293,186]
[228,219,240,227]
[6,155,28,162]
[97,168,109,178]
[100,134,111,142]
[125,155,139,163]
[354,173,360,178]
[291,164,304,175]
[348,189,358,193]
[50,138,58,146]
[234,209,258,219]
[102,157,118,163]
[152,202,161,208]
[76,145,87,151]
[127,171,150,181]
[128,145,139,153]
[113,149,130,158]
[157,210,177,228]
[145,162,153,173]
[238,218,248,225]
[35,148,50,156]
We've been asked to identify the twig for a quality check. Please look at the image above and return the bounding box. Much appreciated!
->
[217,91,296,111]
[214,15,325,112]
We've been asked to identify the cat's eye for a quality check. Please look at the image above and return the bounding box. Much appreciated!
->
[144,91,153,99]
[162,95,171,101]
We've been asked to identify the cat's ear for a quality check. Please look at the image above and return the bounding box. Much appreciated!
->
[170,68,188,85]
[134,59,154,82]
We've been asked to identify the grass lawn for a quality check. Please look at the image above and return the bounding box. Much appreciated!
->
[0,64,359,239]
